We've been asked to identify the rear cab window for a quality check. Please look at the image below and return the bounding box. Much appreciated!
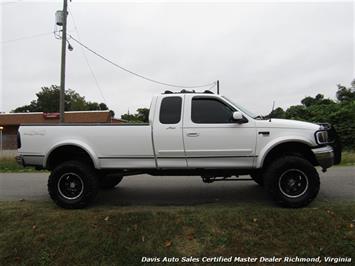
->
[159,96,182,124]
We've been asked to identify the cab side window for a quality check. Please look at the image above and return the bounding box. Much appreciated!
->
[191,97,235,124]
[159,96,182,124]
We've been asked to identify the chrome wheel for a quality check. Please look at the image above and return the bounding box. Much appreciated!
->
[278,169,309,198]
[57,173,84,200]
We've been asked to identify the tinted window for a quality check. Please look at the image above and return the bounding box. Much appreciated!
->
[159,97,182,124]
[192,97,235,123]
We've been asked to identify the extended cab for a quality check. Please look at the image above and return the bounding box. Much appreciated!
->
[17,90,341,208]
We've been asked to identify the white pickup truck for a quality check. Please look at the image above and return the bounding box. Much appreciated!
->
[17,90,341,208]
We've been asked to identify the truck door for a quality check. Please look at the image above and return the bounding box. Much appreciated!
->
[183,95,256,168]
[152,95,187,168]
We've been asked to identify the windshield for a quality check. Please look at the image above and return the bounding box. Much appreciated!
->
[222,96,258,119]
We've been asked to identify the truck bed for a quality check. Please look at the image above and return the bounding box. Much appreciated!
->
[18,123,155,169]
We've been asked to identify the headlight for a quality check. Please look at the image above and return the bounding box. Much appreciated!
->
[315,130,329,144]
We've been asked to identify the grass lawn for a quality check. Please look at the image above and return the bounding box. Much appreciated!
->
[0,157,45,173]
[0,201,354,265]
[341,150,355,166]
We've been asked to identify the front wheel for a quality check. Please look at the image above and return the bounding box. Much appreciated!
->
[48,161,99,209]
[264,156,320,208]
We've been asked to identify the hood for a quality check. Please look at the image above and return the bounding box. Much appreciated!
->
[255,118,320,131]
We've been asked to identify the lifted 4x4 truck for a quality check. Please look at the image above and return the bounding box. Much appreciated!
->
[17,90,341,208]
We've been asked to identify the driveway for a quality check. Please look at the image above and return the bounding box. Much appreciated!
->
[0,167,354,206]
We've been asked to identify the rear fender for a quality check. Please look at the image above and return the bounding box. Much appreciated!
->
[44,140,100,169]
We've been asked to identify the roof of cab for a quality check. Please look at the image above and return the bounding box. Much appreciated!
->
[162,89,215,95]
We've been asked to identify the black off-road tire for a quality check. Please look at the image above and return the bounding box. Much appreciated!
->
[48,161,99,209]
[99,174,123,189]
[264,156,320,208]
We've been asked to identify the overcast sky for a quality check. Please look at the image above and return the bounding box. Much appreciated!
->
[0,0,353,117]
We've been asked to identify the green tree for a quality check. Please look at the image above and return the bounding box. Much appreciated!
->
[121,108,149,123]
[301,94,334,107]
[99,103,109,110]
[12,85,112,114]
[285,105,308,120]
[281,83,355,149]
[136,108,150,123]
[336,84,355,102]
[121,113,137,122]
[265,81,355,149]
[268,107,285,119]
[13,100,39,113]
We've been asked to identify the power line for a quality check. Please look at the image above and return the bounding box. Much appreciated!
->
[68,34,216,89]
[68,9,107,104]
[1,31,54,44]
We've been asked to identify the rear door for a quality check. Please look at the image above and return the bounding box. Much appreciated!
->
[183,95,256,168]
[152,95,187,168]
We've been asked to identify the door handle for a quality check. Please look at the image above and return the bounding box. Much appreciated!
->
[258,131,270,136]
[187,132,200,137]
[166,126,176,130]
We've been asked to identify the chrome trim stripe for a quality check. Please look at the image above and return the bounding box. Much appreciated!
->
[99,155,257,159]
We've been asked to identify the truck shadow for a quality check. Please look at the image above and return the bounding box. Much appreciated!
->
[94,176,274,207]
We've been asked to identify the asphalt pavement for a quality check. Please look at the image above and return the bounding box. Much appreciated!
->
[0,167,354,206]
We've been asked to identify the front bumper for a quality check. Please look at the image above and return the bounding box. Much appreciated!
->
[312,145,334,170]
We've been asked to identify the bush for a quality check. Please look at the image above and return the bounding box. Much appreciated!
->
[269,84,355,150]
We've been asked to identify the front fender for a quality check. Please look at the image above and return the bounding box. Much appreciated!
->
[256,136,315,168]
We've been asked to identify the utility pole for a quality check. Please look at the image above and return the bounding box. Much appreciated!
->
[59,0,68,123]
[217,80,220,95]
[0,126,3,152]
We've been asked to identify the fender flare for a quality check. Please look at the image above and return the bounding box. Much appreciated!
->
[256,136,314,168]
[44,140,100,169]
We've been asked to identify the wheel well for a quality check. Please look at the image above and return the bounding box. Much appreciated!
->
[262,142,317,169]
[46,145,94,170]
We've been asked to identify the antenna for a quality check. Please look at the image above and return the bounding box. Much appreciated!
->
[269,101,275,122]
[217,80,220,94]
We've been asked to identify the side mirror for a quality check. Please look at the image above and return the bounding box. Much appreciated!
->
[232,111,248,124]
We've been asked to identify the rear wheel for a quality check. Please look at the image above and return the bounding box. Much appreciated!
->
[264,156,320,208]
[99,174,123,189]
[48,161,99,209]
